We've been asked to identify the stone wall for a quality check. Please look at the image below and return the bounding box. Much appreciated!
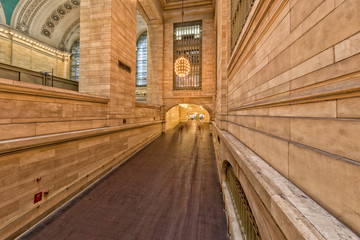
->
[165,105,180,131]
[79,0,137,124]
[0,32,70,79]
[146,24,164,106]
[0,78,108,141]
[0,3,163,238]
[0,78,162,239]
[162,11,216,119]
[215,0,360,237]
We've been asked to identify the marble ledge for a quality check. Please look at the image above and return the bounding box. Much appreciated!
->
[0,121,164,156]
[0,78,109,104]
[213,122,358,240]
[135,101,162,109]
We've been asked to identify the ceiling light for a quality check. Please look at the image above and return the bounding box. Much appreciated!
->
[174,0,190,78]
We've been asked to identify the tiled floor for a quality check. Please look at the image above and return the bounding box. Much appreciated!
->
[20,122,229,240]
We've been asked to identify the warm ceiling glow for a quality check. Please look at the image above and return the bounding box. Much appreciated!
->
[174,57,190,78]
[179,104,188,108]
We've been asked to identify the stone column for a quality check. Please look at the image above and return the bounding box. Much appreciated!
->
[147,24,164,106]
[216,0,230,130]
[79,0,137,126]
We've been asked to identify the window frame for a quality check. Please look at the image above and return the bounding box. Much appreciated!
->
[136,31,148,87]
[173,20,202,90]
[70,40,80,81]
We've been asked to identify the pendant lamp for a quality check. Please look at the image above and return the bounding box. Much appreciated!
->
[174,0,191,78]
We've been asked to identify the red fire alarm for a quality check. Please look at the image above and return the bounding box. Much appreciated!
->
[34,192,42,203]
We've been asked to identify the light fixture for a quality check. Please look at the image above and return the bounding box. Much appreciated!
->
[175,57,190,77]
[174,0,191,78]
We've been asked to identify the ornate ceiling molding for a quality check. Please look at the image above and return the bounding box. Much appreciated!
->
[40,0,80,38]
[11,0,47,34]
[62,19,80,51]
[10,0,80,50]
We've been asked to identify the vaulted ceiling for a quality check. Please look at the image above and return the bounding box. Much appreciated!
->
[0,0,214,51]
[0,0,80,51]
[137,0,214,25]
[159,0,214,10]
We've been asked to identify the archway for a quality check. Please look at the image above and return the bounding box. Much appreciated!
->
[165,103,210,131]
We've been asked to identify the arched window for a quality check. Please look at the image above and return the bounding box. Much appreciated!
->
[136,31,147,87]
[70,40,80,81]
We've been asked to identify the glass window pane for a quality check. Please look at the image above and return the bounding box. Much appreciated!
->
[136,31,147,87]
[70,40,80,81]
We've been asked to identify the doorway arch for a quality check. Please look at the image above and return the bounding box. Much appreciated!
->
[165,103,210,131]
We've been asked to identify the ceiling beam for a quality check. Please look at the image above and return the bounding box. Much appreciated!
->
[137,0,163,24]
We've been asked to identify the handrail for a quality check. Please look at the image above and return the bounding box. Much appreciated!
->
[0,62,78,91]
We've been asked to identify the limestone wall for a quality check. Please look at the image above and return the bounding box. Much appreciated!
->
[79,0,137,124]
[162,11,216,118]
[0,78,108,141]
[0,1,161,238]
[0,79,163,239]
[0,31,70,79]
[0,123,161,240]
[165,105,180,131]
[146,24,164,106]
[135,102,162,123]
[215,0,360,237]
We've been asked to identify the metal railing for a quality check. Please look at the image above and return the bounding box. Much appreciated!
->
[226,164,262,240]
[231,0,255,50]
[0,62,78,91]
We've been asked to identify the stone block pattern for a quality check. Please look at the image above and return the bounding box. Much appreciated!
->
[215,0,231,130]
[0,66,162,240]
[165,105,180,131]
[80,0,137,123]
[0,36,69,79]
[0,79,108,141]
[147,24,164,106]
[0,123,162,239]
[216,0,360,236]
[162,12,216,119]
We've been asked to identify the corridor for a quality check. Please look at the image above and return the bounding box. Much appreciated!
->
[20,122,229,240]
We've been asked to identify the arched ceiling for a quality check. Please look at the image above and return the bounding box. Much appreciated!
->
[0,0,80,51]
[137,0,214,25]
[136,11,147,38]
[0,2,7,24]
[159,0,214,10]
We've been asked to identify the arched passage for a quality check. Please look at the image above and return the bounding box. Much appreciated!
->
[165,103,210,131]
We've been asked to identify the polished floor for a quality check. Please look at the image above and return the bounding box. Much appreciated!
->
[20,122,228,240]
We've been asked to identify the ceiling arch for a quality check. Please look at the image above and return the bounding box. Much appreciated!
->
[8,0,80,50]
[0,3,7,24]
[136,11,147,39]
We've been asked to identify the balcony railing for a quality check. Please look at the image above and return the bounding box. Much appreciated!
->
[226,164,262,240]
[0,62,78,91]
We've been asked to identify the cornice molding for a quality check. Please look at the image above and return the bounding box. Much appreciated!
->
[0,24,71,57]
